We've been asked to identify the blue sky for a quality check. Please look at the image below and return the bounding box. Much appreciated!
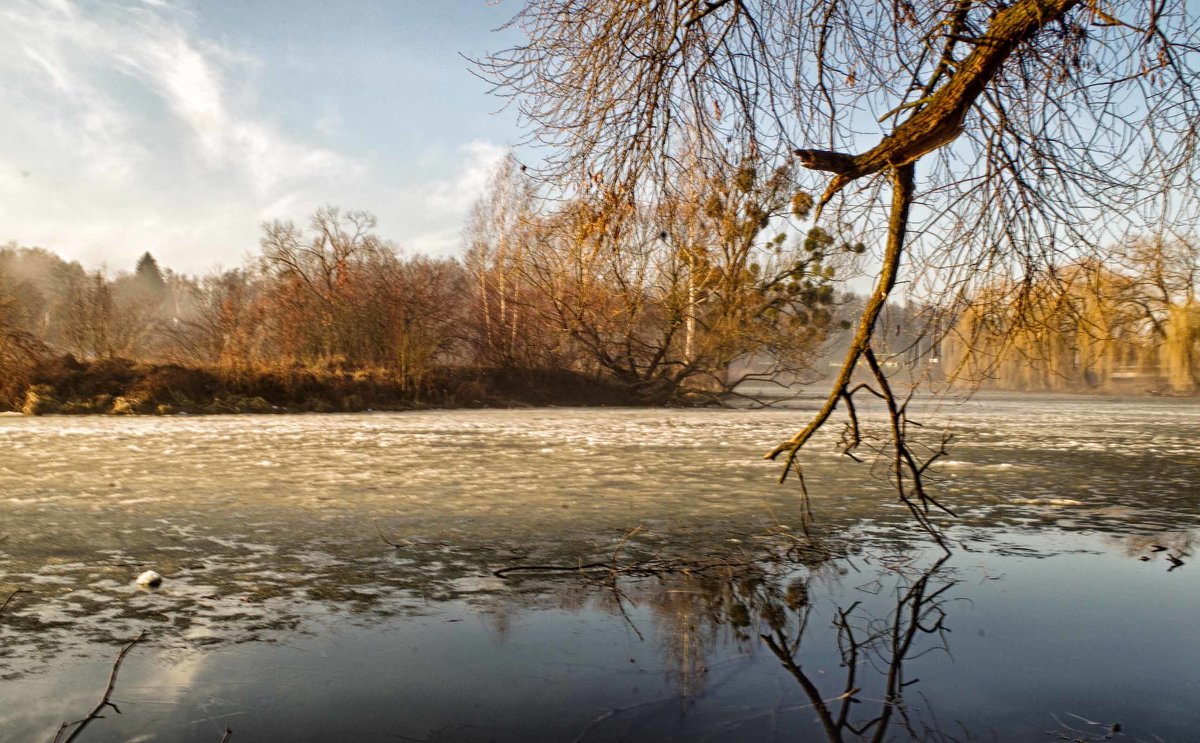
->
[0,0,524,274]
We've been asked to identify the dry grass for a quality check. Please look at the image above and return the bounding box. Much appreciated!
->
[1,355,640,415]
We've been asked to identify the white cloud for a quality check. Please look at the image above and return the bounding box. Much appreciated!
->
[0,1,513,274]
[424,140,508,213]
[0,0,362,272]
[367,140,509,257]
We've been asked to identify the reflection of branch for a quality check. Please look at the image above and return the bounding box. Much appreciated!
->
[761,554,957,742]
[53,630,148,743]
[606,581,645,642]
[761,628,844,741]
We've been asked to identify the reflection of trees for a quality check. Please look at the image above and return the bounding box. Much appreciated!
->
[1118,531,1193,571]
[640,567,818,699]
[615,550,959,741]
[761,554,956,741]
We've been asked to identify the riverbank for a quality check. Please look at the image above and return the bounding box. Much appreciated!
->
[2,355,643,415]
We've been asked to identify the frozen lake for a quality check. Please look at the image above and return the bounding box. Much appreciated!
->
[1,396,1199,740]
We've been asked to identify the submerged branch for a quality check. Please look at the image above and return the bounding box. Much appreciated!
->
[0,588,26,618]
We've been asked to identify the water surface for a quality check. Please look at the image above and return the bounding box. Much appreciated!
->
[1,396,1198,740]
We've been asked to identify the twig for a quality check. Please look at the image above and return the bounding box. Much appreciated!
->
[376,522,402,548]
[683,0,736,27]
[376,523,451,550]
[494,562,614,578]
[54,630,148,743]
[0,588,27,618]
[611,524,643,568]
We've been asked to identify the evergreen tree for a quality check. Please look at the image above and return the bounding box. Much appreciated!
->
[134,251,166,292]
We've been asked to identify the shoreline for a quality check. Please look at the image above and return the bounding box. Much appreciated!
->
[6,355,1197,418]
[2,355,648,417]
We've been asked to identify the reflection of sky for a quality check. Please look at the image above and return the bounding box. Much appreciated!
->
[0,1,522,274]
[2,397,1200,739]
[3,531,1198,741]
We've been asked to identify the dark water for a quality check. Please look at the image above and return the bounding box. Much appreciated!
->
[1,395,1198,741]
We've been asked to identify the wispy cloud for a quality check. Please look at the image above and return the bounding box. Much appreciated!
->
[113,12,358,195]
[398,140,508,256]
[424,140,508,213]
[0,0,362,271]
[0,0,514,274]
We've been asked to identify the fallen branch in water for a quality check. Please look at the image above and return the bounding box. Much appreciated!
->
[376,523,452,550]
[1046,712,1123,741]
[377,523,530,561]
[493,561,613,578]
[494,556,768,579]
[495,526,653,579]
[493,551,785,581]
[53,630,148,743]
[0,588,26,618]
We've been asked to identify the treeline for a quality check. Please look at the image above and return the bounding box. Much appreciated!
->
[0,152,848,413]
[945,236,1200,394]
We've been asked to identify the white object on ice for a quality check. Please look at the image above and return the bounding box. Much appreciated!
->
[136,570,163,588]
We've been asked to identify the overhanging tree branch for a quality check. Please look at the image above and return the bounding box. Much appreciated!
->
[794,0,1082,220]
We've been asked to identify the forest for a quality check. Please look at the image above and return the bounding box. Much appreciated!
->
[2,151,1199,416]
[943,239,1200,395]
[0,152,847,414]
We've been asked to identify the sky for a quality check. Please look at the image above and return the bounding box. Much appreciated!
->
[0,0,525,275]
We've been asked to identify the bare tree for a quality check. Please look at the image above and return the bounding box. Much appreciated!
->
[0,244,87,350]
[1116,234,1200,392]
[944,259,1146,391]
[63,271,115,359]
[484,0,1200,540]
[470,145,843,402]
[374,254,469,387]
[169,269,267,368]
[0,282,46,408]
[463,153,547,367]
[941,238,1200,394]
[259,206,393,364]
